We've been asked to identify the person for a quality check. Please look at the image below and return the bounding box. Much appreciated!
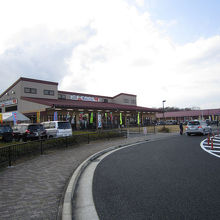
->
[179,122,183,135]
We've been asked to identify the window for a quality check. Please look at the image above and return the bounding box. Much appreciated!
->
[5,106,17,112]
[124,99,129,103]
[131,100,136,104]
[44,90,54,96]
[103,99,108,103]
[24,87,37,94]
[58,94,66,99]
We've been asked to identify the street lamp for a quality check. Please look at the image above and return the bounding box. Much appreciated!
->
[162,100,166,126]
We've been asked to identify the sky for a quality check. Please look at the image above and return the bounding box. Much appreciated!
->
[0,0,220,109]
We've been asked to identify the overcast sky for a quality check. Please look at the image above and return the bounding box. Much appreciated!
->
[0,0,220,109]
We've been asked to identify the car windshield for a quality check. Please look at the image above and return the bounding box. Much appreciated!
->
[28,125,43,131]
[58,122,71,129]
[188,121,200,126]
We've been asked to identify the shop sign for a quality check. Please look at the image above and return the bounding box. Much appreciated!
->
[0,99,17,107]
[70,95,99,102]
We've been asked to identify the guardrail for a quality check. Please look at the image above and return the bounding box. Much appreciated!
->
[0,129,126,168]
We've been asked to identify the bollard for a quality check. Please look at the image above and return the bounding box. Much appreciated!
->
[207,133,210,145]
[211,138,214,150]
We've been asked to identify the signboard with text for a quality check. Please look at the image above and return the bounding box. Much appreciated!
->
[70,95,99,102]
[0,99,17,107]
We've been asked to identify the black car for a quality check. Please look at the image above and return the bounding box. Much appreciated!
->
[0,125,13,142]
[13,123,47,142]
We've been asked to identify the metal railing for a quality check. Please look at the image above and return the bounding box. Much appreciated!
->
[0,129,126,168]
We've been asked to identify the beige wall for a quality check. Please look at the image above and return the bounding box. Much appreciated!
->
[113,94,136,106]
[0,79,58,113]
[20,99,50,113]
[21,81,58,99]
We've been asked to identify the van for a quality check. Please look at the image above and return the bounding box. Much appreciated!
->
[42,121,72,138]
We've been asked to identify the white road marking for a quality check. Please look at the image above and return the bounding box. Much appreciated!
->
[200,137,220,159]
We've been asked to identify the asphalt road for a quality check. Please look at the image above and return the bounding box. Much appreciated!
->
[93,135,220,220]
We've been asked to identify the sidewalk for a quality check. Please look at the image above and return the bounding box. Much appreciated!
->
[0,132,178,220]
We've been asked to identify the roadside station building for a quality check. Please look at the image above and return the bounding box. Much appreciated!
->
[0,77,159,129]
[156,109,220,123]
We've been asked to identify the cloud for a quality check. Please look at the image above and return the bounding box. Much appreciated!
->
[0,25,94,92]
[0,0,220,109]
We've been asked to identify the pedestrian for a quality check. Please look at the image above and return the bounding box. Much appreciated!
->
[179,122,183,135]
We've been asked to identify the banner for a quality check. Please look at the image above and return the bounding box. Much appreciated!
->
[90,112,93,124]
[110,112,113,122]
[120,113,122,125]
[98,113,102,128]
[54,112,57,121]
[0,113,2,124]
[138,113,140,125]
[37,111,40,123]
[12,112,17,125]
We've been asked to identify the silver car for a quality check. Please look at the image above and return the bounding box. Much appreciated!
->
[186,120,212,136]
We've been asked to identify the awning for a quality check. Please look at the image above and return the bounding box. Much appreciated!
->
[3,111,30,122]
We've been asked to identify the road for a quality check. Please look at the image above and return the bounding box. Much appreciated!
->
[93,135,220,220]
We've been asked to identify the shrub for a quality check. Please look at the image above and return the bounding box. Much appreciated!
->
[158,126,170,133]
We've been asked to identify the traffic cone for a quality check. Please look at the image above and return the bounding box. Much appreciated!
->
[208,133,210,145]
[211,138,214,150]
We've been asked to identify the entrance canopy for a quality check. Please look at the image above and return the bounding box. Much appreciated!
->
[3,111,30,122]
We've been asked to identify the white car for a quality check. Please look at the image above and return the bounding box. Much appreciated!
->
[42,121,72,138]
[185,120,212,136]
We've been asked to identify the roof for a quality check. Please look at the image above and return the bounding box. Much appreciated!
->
[156,109,220,118]
[21,96,159,112]
[0,77,58,98]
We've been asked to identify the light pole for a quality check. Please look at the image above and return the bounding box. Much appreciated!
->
[162,100,166,127]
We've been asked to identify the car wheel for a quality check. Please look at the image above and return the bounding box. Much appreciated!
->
[187,133,191,136]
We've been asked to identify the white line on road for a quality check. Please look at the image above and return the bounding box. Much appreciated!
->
[200,139,220,159]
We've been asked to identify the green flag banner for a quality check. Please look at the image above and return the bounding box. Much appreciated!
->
[90,112,93,123]
[105,113,107,119]
[120,113,122,125]
[138,113,140,125]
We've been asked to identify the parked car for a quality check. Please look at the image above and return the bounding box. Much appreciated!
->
[13,123,47,141]
[0,125,13,142]
[42,121,72,138]
[157,121,166,125]
[165,120,177,125]
[185,120,212,136]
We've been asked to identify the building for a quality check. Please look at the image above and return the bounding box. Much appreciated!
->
[156,109,220,122]
[0,77,159,129]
